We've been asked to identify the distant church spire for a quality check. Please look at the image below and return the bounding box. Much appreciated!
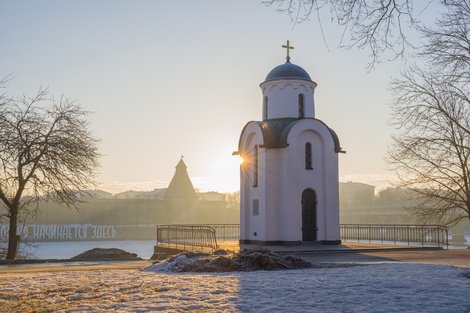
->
[282,40,294,61]
[164,157,197,199]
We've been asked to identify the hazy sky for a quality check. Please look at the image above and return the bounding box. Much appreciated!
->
[1,1,426,193]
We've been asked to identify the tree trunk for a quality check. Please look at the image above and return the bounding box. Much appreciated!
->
[6,207,18,260]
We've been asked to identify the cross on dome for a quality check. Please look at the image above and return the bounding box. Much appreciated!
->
[282,40,294,61]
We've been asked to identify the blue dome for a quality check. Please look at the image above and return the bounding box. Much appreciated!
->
[264,60,312,82]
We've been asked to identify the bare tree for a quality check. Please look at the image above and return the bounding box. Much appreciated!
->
[387,66,470,226]
[225,191,240,210]
[386,1,470,226]
[0,80,100,259]
[262,0,453,68]
[419,0,470,83]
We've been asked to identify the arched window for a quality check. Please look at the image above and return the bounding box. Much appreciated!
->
[298,94,305,118]
[264,96,268,120]
[253,145,259,187]
[305,142,313,170]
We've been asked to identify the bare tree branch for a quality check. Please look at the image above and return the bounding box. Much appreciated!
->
[387,66,470,226]
[419,0,470,83]
[0,79,101,259]
[262,0,425,69]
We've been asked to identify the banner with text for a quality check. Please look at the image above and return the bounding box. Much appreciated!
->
[0,224,117,241]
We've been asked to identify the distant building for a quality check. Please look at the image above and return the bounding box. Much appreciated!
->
[198,192,226,202]
[339,182,375,207]
[87,190,113,199]
[114,190,144,199]
[339,184,411,225]
[14,158,238,242]
[161,157,199,222]
[141,189,166,199]
[164,158,198,201]
[375,187,409,205]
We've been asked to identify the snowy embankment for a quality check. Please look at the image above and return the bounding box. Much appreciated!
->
[1,262,469,312]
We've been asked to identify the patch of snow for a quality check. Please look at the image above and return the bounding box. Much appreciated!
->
[1,263,469,312]
[145,255,192,272]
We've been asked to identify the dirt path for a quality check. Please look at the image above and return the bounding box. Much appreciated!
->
[0,260,150,274]
[1,248,469,274]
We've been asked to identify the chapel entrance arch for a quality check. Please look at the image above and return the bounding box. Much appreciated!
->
[301,189,317,241]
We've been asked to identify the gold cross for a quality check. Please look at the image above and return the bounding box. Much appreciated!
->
[282,40,294,61]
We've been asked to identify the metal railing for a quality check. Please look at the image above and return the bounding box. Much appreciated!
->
[207,224,240,242]
[156,224,449,251]
[340,224,448,247]
[156,224,219,252]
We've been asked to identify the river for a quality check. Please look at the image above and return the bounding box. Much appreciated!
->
[21,240,156,259]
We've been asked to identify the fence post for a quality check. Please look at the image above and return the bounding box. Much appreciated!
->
[381,225,384,244]
[421,225,424,247]
[445,227,449,249]
[393,225,396,245]
[176,226,179,251]
[407,226,410,246]
[156,225,159,244]
[357,225,360,243]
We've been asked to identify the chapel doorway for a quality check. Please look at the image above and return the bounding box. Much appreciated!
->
[302,189,317,241]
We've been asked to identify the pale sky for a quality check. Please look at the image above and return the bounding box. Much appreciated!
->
[0,1,422,193]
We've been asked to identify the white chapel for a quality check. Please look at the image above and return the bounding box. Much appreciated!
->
[236,41,344,245]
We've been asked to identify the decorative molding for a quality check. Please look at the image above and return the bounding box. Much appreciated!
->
[261,80,316,93]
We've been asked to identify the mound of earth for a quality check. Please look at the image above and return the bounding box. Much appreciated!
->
[71,248,141,261]
[145,249,315,273]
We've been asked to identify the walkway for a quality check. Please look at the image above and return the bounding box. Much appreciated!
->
[235,241,443,253]
[2,241,469,273]
[234,241,470,268]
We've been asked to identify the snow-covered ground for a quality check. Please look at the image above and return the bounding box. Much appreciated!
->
[1,262,469,312]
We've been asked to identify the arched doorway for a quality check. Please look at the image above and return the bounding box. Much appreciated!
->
[302,189,317,241]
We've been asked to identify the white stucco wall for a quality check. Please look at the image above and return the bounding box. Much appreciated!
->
[264,147,285,240]
[285,120,340,242]
[239,122,265,242]
[260,80,317,120]
[238,118,340,244]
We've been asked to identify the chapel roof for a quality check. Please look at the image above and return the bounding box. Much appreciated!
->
[252,118,343,153]
[264,60,312,83]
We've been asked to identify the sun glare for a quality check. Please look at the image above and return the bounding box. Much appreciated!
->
[237,155,244,165]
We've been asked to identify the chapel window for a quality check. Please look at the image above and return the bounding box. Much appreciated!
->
[305,142,313,170]
[298,94,305,118]
[253,145,259,187]
[264,96,268,120]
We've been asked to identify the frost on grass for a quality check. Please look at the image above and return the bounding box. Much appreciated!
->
[1,263,470,312]
[145,249,319,273]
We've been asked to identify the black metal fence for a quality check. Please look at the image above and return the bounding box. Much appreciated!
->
[207,224,240,242]
[340,224,448,247]
[156,224,219,252]
[156,224,449,251]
